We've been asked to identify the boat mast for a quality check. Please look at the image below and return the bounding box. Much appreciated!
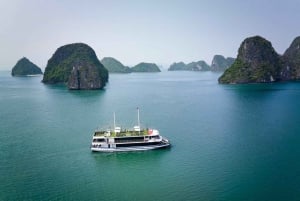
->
[113,112,116,130]
[137,107,141,134]
[137,107,140,128]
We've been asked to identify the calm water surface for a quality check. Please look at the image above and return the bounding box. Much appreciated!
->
[0,71,300,201]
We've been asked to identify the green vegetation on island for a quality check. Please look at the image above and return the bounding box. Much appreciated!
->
[218,35,300,84]
[11,57,42,76]
[131,62,161,72]
[101,57,131,73]
[42,43,108,89]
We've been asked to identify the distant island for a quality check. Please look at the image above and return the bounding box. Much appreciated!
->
[42,43,108,90]
[11,57,42,76]
[168,55,235,72]
[218,35,300,84]
[211,55,235,72]
[100,55,236,73]
[101,57,131,73]
[100,57,161,73]
[131,62,161,72]
[168,61,210,71]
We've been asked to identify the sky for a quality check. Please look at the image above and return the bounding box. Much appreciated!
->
[0,0,299,70]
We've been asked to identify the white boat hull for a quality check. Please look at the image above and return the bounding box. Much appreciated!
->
[91,142,170,152]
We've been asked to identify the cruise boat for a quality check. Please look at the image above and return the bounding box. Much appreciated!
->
[91,109,170,152]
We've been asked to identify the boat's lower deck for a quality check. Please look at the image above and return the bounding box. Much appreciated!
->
[91,142,170,152]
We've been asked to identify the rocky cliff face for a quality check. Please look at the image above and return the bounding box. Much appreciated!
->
[68,63,105,89]
[281,36,300,80]
[11,57,42,76]
[211,55,235,71]
[219,36,282,84]
[42,43,108,89]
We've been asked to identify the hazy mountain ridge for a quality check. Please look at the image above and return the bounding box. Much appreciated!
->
[168,56,234,72]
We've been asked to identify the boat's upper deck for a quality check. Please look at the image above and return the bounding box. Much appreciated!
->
[94,128,157,138]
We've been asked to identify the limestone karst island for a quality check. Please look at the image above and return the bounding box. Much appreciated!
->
[131,62,161,72]
[101,57,161,73]
[11,57,43,76]
[101,57,131,73]
[219,36,300,84]
[42,43,108,90]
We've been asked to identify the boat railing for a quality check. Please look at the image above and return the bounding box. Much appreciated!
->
[94,129,151,137]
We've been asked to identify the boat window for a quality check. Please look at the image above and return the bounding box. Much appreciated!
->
[93,138,105,142]
[115,136,145,143]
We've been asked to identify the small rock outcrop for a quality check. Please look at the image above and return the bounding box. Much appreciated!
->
[101,57,131,73]
[11,57,42,76]
[131,62,161,72]
[42,43,108,90]
[168,61,210,71]
[218,36,282,84]
[211,55,235,71]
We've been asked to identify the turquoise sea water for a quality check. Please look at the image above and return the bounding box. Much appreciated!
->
[1,71,300,201]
